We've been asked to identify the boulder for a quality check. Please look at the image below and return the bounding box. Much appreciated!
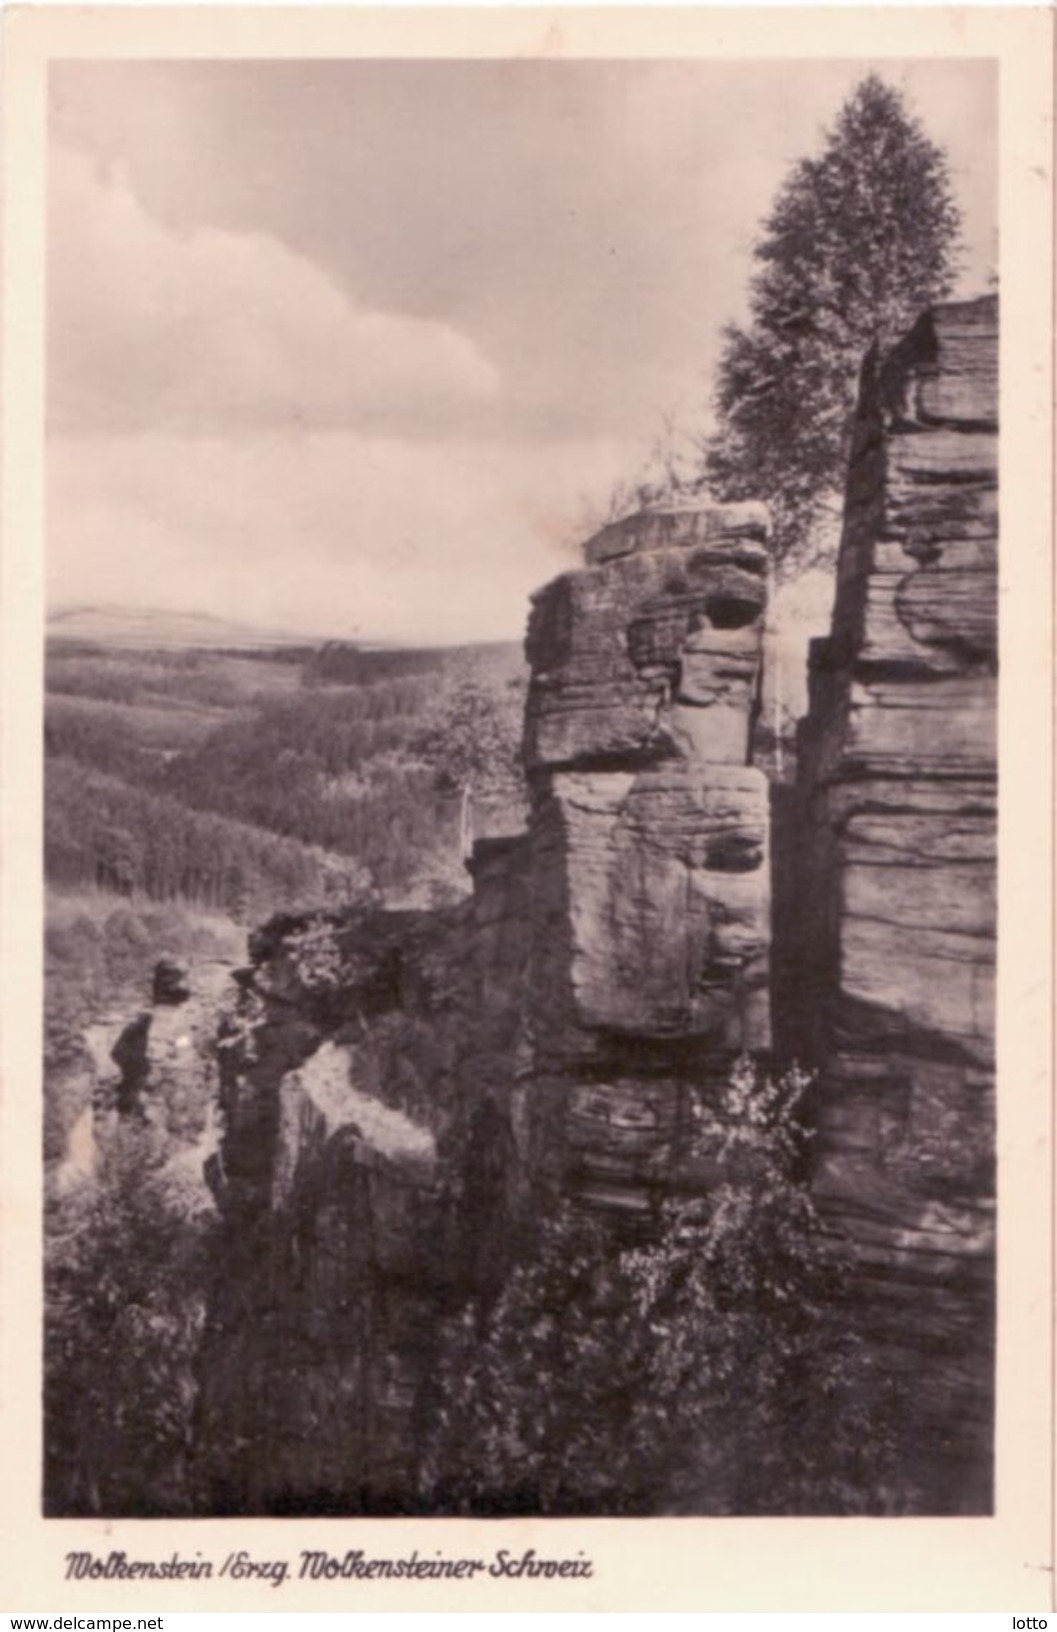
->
[524,505,768,775]
[152,956,191,1006]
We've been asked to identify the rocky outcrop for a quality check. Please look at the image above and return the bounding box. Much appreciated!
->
[512,502,772,1208]
[49,956,233,1201]
[192,500,776,1510]
[188,300,996,1518]
[193,905,482,1512]
[791,295,998,1512]
[524,501,769,775]
[110,957,232,1174]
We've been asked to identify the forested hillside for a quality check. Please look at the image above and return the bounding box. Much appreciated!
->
[45,635,527,914]
[43,631,529,1502]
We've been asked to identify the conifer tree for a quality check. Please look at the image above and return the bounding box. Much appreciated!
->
[706,74,962,568]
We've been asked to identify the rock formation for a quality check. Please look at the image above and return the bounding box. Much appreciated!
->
[109,957,231,1161]
[790,294,998,1511]
[48,955,232,1195]
[185,298,996,1517]
[194,908,470,1512]
[514,500,773,1204]
[193,499,778,1509]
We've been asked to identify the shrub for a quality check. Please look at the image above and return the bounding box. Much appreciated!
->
[44,1124,218,1516]
[422,1059,906,1515]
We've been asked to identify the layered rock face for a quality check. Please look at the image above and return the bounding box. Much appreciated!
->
[194,907,478,1513]
[190,301,997,1516]
[515,502,772,1207]
[524,502,769,775]
[792,295,998,1511]
[194,502,776,1510]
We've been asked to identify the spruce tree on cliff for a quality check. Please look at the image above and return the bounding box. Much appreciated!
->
[706,75,961,570]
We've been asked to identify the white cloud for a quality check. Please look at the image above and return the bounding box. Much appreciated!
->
[48,145,501,436]
[47,428,628,645]
[45,63,996,645]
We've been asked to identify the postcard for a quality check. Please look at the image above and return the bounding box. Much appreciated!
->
[1,5,1053,1612]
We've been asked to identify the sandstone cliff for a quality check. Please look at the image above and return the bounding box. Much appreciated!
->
[791,294,998,1511]
[192,499,780,1509]
[514,500,773,1206]
[180,300,996,1516]
[193,906,470,1512]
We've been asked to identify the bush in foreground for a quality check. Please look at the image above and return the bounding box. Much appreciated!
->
[423,1060,907,1515]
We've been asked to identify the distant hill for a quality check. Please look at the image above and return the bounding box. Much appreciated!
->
[304,637,524,687]
[47,604,317,651]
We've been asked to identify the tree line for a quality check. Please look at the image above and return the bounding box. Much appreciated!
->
[46,758,354,920]
[46,659,527,911]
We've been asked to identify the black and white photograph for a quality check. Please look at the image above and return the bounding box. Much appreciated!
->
[38,46,1005,1524]
[0,11,1048,1608]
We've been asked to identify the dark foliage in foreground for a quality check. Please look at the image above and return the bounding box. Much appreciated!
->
[423,1061,909,1516]
[44,1126,219,1516]
[44,1054,911,1517]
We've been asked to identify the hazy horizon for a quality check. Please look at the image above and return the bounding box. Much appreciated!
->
[48,58,997,646]
[45,597,523,650]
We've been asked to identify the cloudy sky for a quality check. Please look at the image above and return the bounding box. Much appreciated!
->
[47,58,996,644]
